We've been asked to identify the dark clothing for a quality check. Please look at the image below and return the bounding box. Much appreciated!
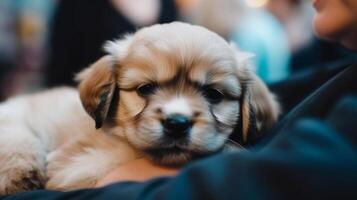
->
[291,37,357,72]
[269,61,348,115]
[45,0,177,87]
[1,64,357,199]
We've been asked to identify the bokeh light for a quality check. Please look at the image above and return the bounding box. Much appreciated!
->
[244,0,270,7]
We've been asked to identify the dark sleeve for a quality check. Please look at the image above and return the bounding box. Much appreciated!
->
[45,0,80,87]
[159,0,178,23]
[2,96,357,200]
[269,62,347,115]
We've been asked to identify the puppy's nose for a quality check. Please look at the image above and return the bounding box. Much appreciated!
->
[163,114,192,138]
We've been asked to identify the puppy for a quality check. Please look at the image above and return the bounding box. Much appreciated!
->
[0,22,279,194]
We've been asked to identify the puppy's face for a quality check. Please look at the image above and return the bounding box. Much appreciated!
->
[118,45,241,164]
[78,22,279,165]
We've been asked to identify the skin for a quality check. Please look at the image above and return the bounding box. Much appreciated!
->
[95,158,178,187]
[312,0,357,50]
[95,0,357,187]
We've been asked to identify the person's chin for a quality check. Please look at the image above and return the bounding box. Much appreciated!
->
[313,15,337,40]
[314,15,348,42]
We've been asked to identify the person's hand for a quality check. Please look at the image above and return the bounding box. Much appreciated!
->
[95,157,179,187]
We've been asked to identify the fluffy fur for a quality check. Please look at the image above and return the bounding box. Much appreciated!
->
[0,22,279,194]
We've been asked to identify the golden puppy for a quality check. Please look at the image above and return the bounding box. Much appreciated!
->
[0,22,279,194]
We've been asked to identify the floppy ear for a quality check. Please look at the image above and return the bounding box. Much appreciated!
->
[230,44,280,145]
[76,55,118,129]
[240,73,280,144]
[76,35,133,129]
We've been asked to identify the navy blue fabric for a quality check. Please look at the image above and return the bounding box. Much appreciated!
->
[1,65,357,199]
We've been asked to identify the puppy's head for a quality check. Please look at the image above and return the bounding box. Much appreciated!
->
[77,22,279,165]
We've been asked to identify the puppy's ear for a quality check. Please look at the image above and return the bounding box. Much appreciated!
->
[231,44,280,144]
[241,73,280,143]
[76,56,117,129]
[76,35,133,129]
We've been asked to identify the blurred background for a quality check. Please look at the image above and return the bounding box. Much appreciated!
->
[0,0,356,112]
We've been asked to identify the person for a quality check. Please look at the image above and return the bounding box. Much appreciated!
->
[192,0,291,83]
[1,0,357,199]
[231,7,291,83]
[45,0,177,87]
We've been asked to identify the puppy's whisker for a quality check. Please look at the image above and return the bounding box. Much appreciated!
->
[221,139,245,153]
[226,138,244,149]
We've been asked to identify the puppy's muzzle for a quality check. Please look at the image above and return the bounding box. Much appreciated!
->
[162,114,192,138]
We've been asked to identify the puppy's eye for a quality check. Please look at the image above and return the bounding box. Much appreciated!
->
[203,88,224,104]
[137,83,157,96]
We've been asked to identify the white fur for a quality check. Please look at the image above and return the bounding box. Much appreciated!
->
[46,134,139,190]
[163,98,192,117]
[0,88,139,194]
[229,42,256,72]
[103,34,133,60]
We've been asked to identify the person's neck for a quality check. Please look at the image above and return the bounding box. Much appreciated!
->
[341,25,357,51]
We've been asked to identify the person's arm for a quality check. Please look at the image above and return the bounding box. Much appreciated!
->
[95,158,178,187]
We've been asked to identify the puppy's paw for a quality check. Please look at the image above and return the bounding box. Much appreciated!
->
[0,166,46,195]
[45,149,99,191]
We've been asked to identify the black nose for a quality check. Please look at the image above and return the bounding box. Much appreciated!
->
[163,114,192,138]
